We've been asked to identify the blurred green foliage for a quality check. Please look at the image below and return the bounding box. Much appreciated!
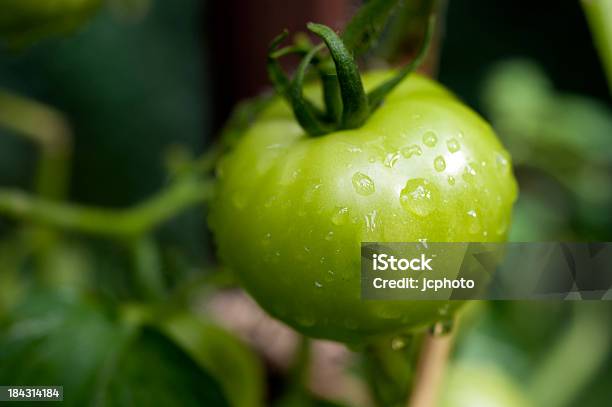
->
[0,0,611,406]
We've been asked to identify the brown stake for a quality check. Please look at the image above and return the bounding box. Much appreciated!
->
[407,323,455,407]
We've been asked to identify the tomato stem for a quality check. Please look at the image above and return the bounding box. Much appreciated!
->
[266,4,436,137]
[308,22,370,129]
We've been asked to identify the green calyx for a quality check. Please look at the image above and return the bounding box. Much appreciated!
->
[267,15,435,137]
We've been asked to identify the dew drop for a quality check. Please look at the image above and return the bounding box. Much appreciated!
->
[401,144,423,158]
[467,209,482,234]
[365,210,377,232]
[384,152,400,168]
[446,138,460,153]
[462,163,478,183]
[448,176,456,185]
[314,281,323,288]
[261,232,272,246]
[418,238,429,249]
[325,231,334,241]
[422,131,438,147]
[332,207,350,225]
[400,178,439,217]
[325,270,335,283]
[495,151,510,175]
[352,172,375,195]
[434,156,446,172]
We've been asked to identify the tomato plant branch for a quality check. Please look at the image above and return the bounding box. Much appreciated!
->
[0,90,72,200]
[407,323,455,407]
[0,177,214,238]
[582,0,612,94]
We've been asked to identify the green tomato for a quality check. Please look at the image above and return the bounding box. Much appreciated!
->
[440,364,532,407]
[0,0,101,44]
[210,71,517,343]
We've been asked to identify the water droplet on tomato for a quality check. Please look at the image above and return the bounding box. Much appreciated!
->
[422,131,438,147]
[495,151,510,175]
[384,152,400,168]
[434,156,446,172]
[365,210,377,232]
[314,281,323,288]
[467,209,481,234]
[325,231,334,241]
[352,172,375,195]
[462,164,478,183]
[400,178,438,217]
[446,138,460,153]
[332,206,350,225]
[401,144,422,158]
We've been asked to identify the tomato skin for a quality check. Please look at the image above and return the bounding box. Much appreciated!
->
[210,71,517,343]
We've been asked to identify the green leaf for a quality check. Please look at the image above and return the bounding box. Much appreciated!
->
[99,327,230,407]
[159,313,265,407]
[0,293,231,407]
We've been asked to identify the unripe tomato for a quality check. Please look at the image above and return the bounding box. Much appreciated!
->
[210,71,517,343]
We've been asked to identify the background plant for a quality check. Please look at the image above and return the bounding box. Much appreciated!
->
[0,1,611,406]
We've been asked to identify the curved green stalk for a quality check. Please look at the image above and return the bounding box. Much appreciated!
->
[0,90,72,199]
[0,177,214,238]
